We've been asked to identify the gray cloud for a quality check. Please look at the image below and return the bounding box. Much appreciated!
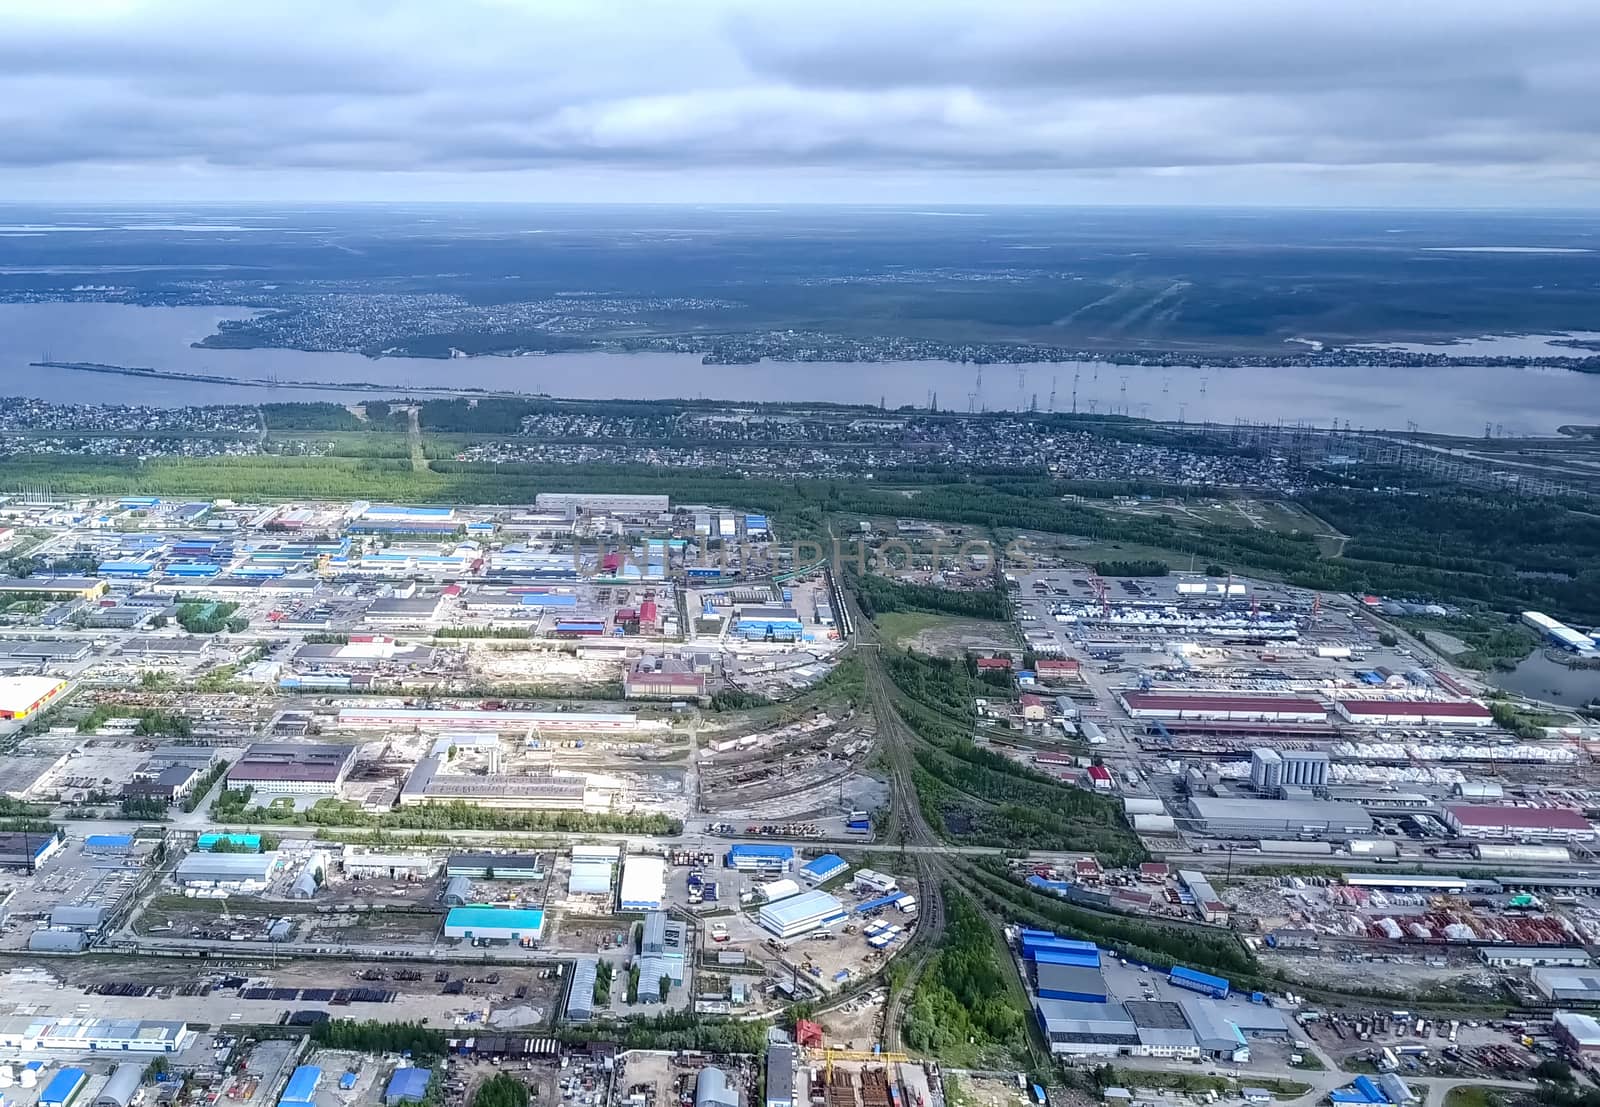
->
[0,0,1598,202]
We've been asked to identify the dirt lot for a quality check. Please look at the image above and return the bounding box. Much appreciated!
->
[875,613,1017,656]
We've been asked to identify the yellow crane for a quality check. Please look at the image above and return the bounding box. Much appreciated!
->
[820,1049,910,1079]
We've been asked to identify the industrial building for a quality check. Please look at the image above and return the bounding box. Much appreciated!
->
[566,958,598,1022]
[398,757,590,810]
[0,830,65,870]
[0,676,68,720]
[336,707,653,731]
[758,888,846,938]
[1036,962,1111,1003]
[1479,947,1590,968]
[341,850,439,880]
[281,1066,322,1107]
[443,906,545,944]
[175,851,278,888]
[569,861,614,896]
[1249,748,1329,790]
[1119,692,1326,723]
[444,876,473,906]
[383,1069,433,1107]
[1186,796,1374,837]
[1523,611,1596,654]
[1553,1012,1600,1056]
[694,1068,739,1107]
[620,854,667,912]
[799,854,847,883]
[40,1068,88,1107]
[226,742,356,795]
[727,843,795,871]
[447,853,544,880]
[623,660,706,699]
[1533,968,1600,1004]
[1333,699,1494,726]
[1444,804,1595,842]
[96,1064,146,1107]
[534,492,670,517]
[0,1017,194,1053]
[1125,1001,1201,1059]
[765,1046,795,1107]
[0,576,107,600]
[1035,999,1139,1056]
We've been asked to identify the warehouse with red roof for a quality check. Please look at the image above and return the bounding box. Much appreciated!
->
[1444,804,1595,842]
[1119,691,1327,723]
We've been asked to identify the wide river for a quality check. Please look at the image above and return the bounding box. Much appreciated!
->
[1,303,1597,435]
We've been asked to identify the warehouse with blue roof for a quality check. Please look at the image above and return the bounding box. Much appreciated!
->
[40,1068,88,1107]
[384,1068,433,1106]
[280,1067,322,1107]
[799,854,846,883]
[726,843,794,871]
[443,906,544,945]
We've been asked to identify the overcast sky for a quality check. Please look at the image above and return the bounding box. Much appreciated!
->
[4,0,1600,206]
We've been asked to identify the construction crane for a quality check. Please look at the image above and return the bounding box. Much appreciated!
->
[821,1049,910,1079]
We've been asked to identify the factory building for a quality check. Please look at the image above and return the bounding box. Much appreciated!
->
[566,959,598,1022]
[281,1067,322,1107]
[0,576,107,600]
[0,831,66,870]
[226,742,356,795]
[1036,962,1111,1003]
[1534,969,1600,1004]
[447,853,544,880]
[534,492,670,517]
[398,757,590,811]
[568,861,614,896]
[694,1069,739,1107]
[1522,611,1597,654]
[175,851,278,889]
[443,906,545,945]
[1035,1000,1139,1057]
[1249,748,1330,790]
[727,843,795,872]
[799,854,847,883]
[0,676,68,720]
[1333,699,1494,726]
[765,1046,795,1107]
[40,1068,88,1107]
[1119,692,1326,724]
[336,707,654,731]
[1187,796,1374,837]
[1478,947,1590,968]
[1443,804,1596,842]
[340,849,439,880]
[0,1017,194,1053]
[620,855,667,912]
[623,663,706,700]
[383,1070,433,1107]
[443,876,474,906]
[96,1064,146,1107]
[1553,1012,1600,1057]
[759,888,846,938]
[732,606,805,641]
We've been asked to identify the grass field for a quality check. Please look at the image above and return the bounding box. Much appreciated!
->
[876,612,1016,655]
[1443,1087,1505,1107]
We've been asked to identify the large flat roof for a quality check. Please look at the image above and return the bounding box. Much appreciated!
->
[0,676,64,713]
[229,742,354,782]
[1447,804,1592,830]
[1338,699,1492,718]
[758,889,844,927]
[1124,692,1325,713]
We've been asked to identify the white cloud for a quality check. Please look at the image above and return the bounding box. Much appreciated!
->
[0,0,1597,202]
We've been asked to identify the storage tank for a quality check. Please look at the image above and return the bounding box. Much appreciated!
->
[1123,797,1165,816]
[1471,843,1571,864]
[1348,839,1399,858]
[1131,814,1177,833]
[20,1068,38,1089]
[0,1065,14,1088]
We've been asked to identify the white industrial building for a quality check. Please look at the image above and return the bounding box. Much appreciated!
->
[0,1017,195,1053]
[341,849,438,880]
[1444,804,1596,842]
[534,493,669,516]
[620,855,667,912]
[1479,947,1590,968]
[1522,611,1597,654]
[175,851,279,889]
[1333,699,1494,727]
[568,861,615,896]
[758,889,846,939]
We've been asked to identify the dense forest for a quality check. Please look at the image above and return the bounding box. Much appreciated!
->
[903,888,1029,1065]
[850,571,1011,621]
